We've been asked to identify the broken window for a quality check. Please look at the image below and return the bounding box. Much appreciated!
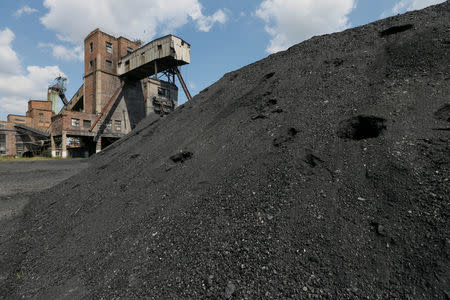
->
[114,120,122,131]
[106,121,112,130]
[106,41,113,53]
[89,60,93,69]
[158,87,170,98]
[106,60,112,67]
[157,45,162,50]
[83,120,91,129]
[0,134,6,155]
[90,42,93,52]
[125,60,130,65]
[71,118,80,127]
[127,47,133,54]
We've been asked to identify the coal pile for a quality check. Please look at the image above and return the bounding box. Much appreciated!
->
[1,2,449,299]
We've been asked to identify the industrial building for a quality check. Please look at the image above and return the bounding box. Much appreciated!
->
[0,29,191,158]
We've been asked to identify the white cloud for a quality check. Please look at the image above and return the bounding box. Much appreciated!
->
[40,0,227,44]
[196,9,227,32]
[38,43,83,61]
[0,28,64,117]
[255,0,356,53]
[383,0,445,17]
[0,28,21,75]
[14,5,39,18]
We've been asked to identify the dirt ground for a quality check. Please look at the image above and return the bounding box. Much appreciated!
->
[0,159,88,260]
[0,159,89,220]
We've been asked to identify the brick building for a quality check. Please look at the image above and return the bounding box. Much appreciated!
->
[1,28,189,158]
[0,100,53,157]
[49,29,180,158]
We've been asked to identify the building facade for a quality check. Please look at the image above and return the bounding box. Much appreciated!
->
[1,29,182,158]
[49,29,179,158]
[0,100,53,157]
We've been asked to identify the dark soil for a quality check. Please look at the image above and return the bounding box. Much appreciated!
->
[1,2,449,299]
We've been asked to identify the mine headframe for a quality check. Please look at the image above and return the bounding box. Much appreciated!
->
[49,76,69,105]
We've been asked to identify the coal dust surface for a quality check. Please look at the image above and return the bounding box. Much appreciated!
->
[1,2,449,299]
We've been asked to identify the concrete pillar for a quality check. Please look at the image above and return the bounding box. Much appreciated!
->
[50,134,56,157]
[62,131,68,158]
[96,136,102,153]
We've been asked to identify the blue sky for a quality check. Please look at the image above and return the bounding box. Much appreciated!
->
[0,0,446,120]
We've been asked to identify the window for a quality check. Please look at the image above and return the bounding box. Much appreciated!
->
[0,124,4,129]
[0,134,6,155]
[83,120,91,129]
[15,118,25,123]
[39,112,44,116]
[106,60,112,67]
[15,135,22,142]
[158,87,170,98]
[106,41,113,53]
[125,60,130,66]
[71,118,80,127]
[89,60,93,69]
[90,42,93,52]
[157,44,162,50]
[127,47,133,54]
[106,121,112,130]
[114,120,122,131]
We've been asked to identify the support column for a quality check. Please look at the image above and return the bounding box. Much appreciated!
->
[61,131,68,158]
[51,134,56,157]
[96,136,102,153]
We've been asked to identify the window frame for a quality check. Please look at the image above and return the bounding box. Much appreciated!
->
[106,41,113,54]
[71,118,80,127]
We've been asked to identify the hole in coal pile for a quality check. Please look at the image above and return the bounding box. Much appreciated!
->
[170,150,193,163]
[288,127,298,136]
[337,115,386,140]
[304,153,323,168]
[267,98,277,105]
[434,104,450,122]
[379,24,413,37]
[264,72,275,80]
[230,73,238,81]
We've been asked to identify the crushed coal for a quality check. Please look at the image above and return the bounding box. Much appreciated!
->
[1,2,449,299]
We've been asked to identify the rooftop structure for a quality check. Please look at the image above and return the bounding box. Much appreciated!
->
[117,35,190,79]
